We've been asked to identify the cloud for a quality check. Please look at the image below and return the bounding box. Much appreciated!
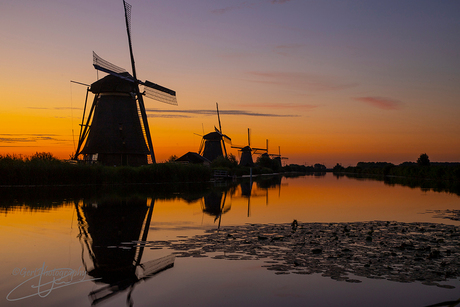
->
[146,108,299,118]
[211,2,256,14]
[0,134,60,144]
[236,103,317,110]
[271,0,292,3]
[247,71,358,92]
[27,107,81,110]
[354,96,403,110]
[212,0,291,14]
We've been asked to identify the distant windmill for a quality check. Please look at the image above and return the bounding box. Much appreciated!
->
[269,146,288,167]
[232,129,268,167]
[74,0,177,166]
[198,103,231,161]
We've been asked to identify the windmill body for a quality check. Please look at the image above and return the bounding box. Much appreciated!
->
[201,131,225,162]
[239,145,254,167]
[232,129,267,167]
[79,74,149,166]
[269,146,288,167]
[198,103,231,162]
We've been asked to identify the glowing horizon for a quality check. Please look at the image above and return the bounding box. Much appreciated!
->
[1,0,459,167]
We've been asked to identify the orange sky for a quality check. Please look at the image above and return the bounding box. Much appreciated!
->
[1,1,459,167]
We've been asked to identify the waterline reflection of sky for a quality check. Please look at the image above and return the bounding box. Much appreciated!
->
[1,174,460,306]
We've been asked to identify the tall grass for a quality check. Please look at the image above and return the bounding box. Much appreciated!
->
[0,153,212,186]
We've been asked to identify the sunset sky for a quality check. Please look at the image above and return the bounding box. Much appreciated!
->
[1,0,459,167]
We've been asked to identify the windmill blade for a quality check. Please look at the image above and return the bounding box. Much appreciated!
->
[198,139,205,155]
[143,80,177,105]
[222,134,232,144]
[247,128,251,147]
[92,52,134,82]
[216,103,222,133]
[214,127,232,144]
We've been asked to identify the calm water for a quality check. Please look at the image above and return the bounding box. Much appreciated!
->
[1,173,460,307]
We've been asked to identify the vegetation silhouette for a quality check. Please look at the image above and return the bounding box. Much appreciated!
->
[333,154,460,196]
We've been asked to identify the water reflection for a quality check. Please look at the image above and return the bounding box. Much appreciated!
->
[202,190,231,228]
[75,197,174,306]
[335,173,460,196]
[2,174,460,307]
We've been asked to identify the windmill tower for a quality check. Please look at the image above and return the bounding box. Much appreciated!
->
[198,103,231,161]
[232,129,267,167]
[74,1,177,166]
[269,146,288,167]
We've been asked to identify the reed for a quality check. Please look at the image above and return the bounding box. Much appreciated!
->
[0,153,212,186]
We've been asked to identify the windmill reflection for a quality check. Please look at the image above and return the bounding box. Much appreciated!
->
[202,190,231,229]
[240,179,254,217]
[243,175,283,216]
[75,197,174,306]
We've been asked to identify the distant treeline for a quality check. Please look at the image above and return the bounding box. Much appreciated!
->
[333,154,460,181]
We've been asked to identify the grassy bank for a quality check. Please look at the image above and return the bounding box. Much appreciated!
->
[0,152,327,186]
[0,153,212,186]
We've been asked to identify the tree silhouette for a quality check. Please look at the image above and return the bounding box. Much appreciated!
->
[417,153,430,166]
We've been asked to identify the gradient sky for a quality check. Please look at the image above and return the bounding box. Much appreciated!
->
[1,0,459,167]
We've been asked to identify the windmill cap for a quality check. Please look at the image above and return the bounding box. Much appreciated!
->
[203,131,223,140]
[90,73,136,94]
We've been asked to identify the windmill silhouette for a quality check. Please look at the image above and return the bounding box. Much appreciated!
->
[74,0,177,166]
[198,103,231,161]
[269,146,288,167]
[231,129,268,167]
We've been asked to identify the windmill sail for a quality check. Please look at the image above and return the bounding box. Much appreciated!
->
[93,52,134,82]
[143,80,177,105]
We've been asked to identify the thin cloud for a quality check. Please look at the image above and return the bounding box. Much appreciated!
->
[212,2,256,14]
[27,107,81,110]
[236,103,317,110]
[0,134,60,143]
[247,71,358,92]
[354,96,403,110]
[212,0,291,14]
[271,0,292,3]
[146,108,299,118]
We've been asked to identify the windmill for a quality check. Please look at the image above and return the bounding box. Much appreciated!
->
[269,146,288,167]
[198,103,231,161]
[73,0,177,166]
[231,129,268,167]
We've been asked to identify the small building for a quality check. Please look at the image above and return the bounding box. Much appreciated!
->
[175,152,211,166]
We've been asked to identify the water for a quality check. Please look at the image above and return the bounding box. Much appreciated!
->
[1,173,459,307]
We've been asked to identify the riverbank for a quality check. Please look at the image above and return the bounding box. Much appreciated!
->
[0,152,306,186]
[0,154,212,186]
[334,162,460,182]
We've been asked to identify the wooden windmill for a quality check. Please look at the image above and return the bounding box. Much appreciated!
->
[74,0,177,166]
[231,129,267,167]
[198,103,231,161]
[269,146,288,167]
